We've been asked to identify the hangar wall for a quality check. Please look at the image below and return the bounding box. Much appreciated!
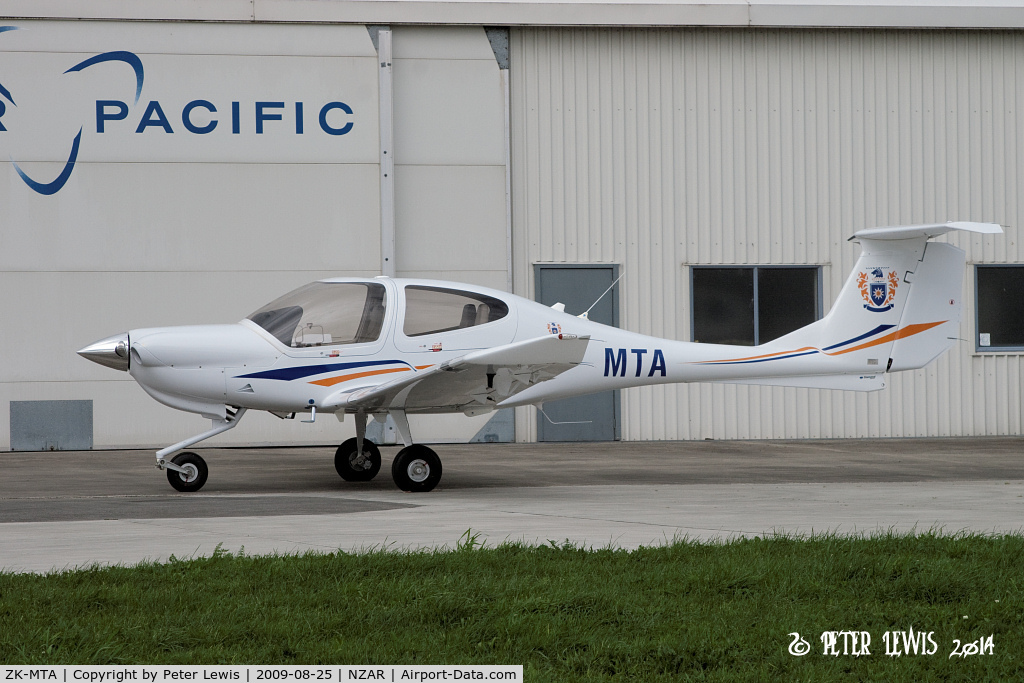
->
[511,28,1024,441]
[0,21,510,450]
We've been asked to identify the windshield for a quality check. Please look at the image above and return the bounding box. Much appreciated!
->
[248,282,387,347]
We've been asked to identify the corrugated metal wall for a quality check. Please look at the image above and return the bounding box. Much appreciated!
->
[511,28,1024,441]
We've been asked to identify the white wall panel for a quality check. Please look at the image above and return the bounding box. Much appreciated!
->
[394,164,508,276]
[1,164,380,272]
[392,25,509,285]
[392,26,497,60]
[393,58,505,166]
[512,27,1024,441]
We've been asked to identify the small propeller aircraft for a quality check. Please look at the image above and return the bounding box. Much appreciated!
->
[79,222,1001,493]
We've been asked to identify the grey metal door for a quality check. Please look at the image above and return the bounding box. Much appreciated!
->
[534,265,620,441]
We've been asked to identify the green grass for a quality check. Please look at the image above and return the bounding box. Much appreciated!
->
[1,531,1022,680]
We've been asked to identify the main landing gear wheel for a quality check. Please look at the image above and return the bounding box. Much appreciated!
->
[335,437,382,482]
[166,451,208,493]
[391,444,442,493]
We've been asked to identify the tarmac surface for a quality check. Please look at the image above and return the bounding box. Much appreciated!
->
[2,437,1023,573]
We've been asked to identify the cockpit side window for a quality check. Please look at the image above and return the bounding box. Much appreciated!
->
[248,282,388,347]
[403,286,509,337]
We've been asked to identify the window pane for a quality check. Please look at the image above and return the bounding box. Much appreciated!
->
[977,266,1024,348]
[758,268,819,343]
[692,268,755,345]
[403,286,510,337]
[248,282,387,347]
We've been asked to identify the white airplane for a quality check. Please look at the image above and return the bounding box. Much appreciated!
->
[79,222,1000,493]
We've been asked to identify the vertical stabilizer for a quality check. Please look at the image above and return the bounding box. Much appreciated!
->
[752,222,1000,379]
[887,241,965,371]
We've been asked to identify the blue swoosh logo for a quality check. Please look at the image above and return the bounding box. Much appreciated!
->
[65,51,144,105]
[2,33,145,195]
[12,127,81,195]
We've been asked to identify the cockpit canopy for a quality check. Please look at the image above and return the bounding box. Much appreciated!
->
[248,281,512,349]
[248,282,387,347]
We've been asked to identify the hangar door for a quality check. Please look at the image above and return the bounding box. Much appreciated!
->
[534,265,620,441]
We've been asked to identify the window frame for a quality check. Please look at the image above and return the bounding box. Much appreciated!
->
[689,265,823,346]
[401,285,511,338]
[974,264,1024,353]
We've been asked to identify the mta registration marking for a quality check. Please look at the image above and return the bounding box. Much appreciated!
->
[2,669,519,683]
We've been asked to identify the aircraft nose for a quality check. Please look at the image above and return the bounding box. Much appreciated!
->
[77,332,130,371]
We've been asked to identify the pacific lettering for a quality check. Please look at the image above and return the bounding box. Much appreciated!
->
[182,99,217,134]
[319,101,353,135]
[255,101,284,134]
[92,99,354,136]
[96,99,128,132]
[135,100,173,133]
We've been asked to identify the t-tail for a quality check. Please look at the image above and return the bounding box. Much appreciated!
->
[705,222,1002,391]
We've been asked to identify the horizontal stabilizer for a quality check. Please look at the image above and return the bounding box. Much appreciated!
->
[850,222,1002,242]
[715,373,886,391]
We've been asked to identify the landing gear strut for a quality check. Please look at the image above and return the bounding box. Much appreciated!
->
[155,407,247,493]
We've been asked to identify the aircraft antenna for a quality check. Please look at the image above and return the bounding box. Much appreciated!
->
[579,270,624,320]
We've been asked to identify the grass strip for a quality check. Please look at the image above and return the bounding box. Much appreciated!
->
[1,531,1021,680]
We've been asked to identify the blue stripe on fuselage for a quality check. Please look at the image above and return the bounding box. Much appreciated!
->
[236,359,411,381]
[822,324,896,351]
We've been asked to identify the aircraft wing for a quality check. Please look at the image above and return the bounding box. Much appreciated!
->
[326,334,591,413]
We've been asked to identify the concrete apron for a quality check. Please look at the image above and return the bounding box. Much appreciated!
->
[3,480,1023,573]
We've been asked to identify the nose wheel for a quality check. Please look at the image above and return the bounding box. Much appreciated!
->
[391,445,442,492]
[166,451,209,492]
[335,437,382,481]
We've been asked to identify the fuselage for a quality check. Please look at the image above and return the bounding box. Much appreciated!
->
[111,276,899,420]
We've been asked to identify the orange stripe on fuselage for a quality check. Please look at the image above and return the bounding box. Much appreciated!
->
[415,365,434,370]
[309,366,411,387]
[697,346,818,364]
[822,320,946,356]
[694,321,947,364]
